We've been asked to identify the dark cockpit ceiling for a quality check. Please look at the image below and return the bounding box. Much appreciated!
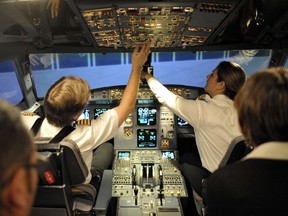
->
[0,0,288,55]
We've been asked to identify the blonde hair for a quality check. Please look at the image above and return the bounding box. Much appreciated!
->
[44,76,91,127]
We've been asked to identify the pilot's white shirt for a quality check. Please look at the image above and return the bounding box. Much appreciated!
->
[22,109,119,183]
[147,76,242,172]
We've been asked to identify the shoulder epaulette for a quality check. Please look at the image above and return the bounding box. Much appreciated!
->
[76,119,91,126]
[21,112,37,116]
[197,93,211,103]
[197,94,207,101]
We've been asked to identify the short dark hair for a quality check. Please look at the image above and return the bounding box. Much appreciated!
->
[235,67,288,147]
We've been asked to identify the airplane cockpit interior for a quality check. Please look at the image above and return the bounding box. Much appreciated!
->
[0,0,288,216]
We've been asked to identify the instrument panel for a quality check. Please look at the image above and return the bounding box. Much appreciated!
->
[89,85,201,102]
[86,85,201,150]
[111,149,187,216]
[85,85,200,215]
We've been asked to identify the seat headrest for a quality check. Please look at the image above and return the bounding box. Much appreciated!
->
[218,135,247,168]
[35,138,89,185]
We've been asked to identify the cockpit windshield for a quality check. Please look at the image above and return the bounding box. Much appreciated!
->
[0,60,23,104]
[30,49,272,98]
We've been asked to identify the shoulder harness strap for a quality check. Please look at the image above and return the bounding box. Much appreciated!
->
[30,117,45,136]
[30,117,75,143]
[49,126,75,143]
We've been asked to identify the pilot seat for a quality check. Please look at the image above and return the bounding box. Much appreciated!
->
[31,138,97,216]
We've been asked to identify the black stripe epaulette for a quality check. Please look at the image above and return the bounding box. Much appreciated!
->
[21,112,37,116]
[197,94,207,101]
[76,119,91,126]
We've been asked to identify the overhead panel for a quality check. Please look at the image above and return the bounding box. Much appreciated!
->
[78,1,240,50]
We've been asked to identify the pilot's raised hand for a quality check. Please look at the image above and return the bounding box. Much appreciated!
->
[132,40,151,71]
[114,40,151,127]
[141,71,153,81]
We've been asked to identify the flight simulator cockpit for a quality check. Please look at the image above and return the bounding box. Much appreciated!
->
[82,69,201,215]
[0,0,288,215]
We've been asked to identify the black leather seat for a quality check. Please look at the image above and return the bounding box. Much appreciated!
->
[31,138,96,216]
[200,136,254,216]
[218,135,253,168]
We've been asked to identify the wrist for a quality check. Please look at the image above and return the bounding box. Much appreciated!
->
[145,73,153,80]
[132,65,142,72]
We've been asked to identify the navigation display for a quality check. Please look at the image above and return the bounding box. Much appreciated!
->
[177,116,189,127]
[79,108,90,120]
[162,151,175,160]
[117,151,130,159]
[94,108,109,119]
[137,107,157,126]
[137,129,157,148]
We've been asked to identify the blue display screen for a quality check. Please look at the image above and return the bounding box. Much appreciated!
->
[94,108,109,119]
[137,107,157,126]
[177,116,189,127]
[137,129,157,148]
[162,151,175,160]
[118,151,130,159]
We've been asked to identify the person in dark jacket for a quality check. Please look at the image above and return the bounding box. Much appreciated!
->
[206,67,288,216]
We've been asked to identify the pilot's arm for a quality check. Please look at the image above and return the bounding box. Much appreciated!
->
[142,72,200,127]
[142,72,177,106]
[114,41,151,127]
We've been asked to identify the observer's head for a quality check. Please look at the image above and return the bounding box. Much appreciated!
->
[235,67,288,147]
